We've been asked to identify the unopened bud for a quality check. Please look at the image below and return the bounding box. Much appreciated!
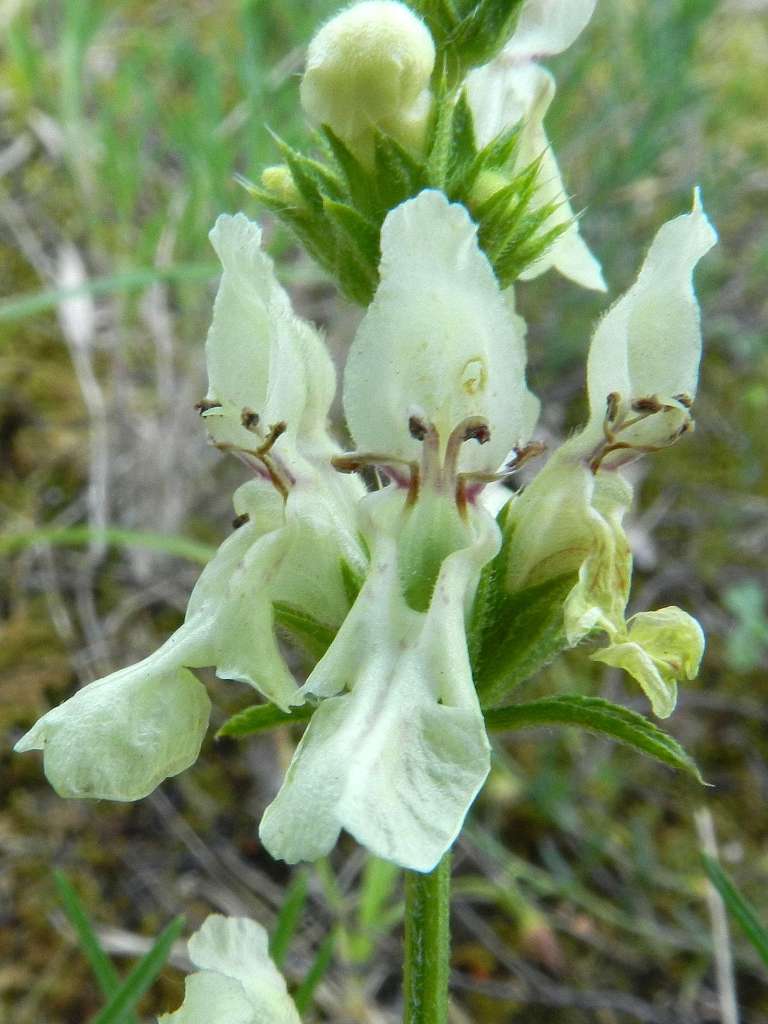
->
[261,165,301,205]
[467,169,510,213]
[300,0,435,162]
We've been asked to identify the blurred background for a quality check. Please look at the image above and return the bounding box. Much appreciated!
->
[1,0,767,1020]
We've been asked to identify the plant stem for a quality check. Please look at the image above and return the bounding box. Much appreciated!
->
[403,851,451,1024]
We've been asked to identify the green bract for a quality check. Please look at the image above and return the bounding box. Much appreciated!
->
[466,0,605,290]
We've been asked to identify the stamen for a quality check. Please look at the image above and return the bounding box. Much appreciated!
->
[408,415,429,441]
[606,392,621,424]
[256,420,287,455]
[212,411,293,500]
[232,512,250,530]
[195,398,223,413]
[456,440,546,513]
[443,416,490,486]
[241,408,260,432]
[591,390,694,474]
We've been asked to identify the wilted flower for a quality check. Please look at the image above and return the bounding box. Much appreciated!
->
[158,915,300,1024]
[466,0,605,290]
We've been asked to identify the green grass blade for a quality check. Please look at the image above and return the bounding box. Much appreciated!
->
[53,872,137,1023]
[0,263,218,325]
[485,695,704,782]
[702,855,768,968]
[0,526,215,564]
[216,701,313,740]
[89,916,185,1024]
[270,870,310,969]
[292,931,337,1015]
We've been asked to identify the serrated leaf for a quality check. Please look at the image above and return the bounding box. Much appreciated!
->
[89,917,184,1024]
[484,695,705,782]
[273,601,336,660]
[474,572,576,708]
[701,855,768,968]
[216,701,313,739]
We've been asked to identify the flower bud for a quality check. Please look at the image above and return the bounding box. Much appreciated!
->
[467,169,510,214]
[300,0,435,162]
[261,164,301,205]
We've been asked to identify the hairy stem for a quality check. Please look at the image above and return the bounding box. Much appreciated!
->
[403,851,451,1024]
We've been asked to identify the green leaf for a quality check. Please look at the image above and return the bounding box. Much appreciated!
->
[292,931,337,1014]
[272,601,336,660]
[89,916,184,1024]
[54,872,137,1024]
[702,855,768,968]
[474,572,575,707]
[216,701,313,740]
[270,870,310,969]
[485,695,705,782]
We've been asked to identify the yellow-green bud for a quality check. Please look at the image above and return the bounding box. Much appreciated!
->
[467,169,511,214]
[261,165,301,205]
[300,0,435,163]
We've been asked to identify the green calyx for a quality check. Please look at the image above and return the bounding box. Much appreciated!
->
[408,0,526,85]
[246,87,567,305]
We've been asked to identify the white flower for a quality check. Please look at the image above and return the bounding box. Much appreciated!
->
[465,0,605,291]
[502,191,717,715]
[158,915,300,1024]
[15,214,365,801]
[260,191,540,871]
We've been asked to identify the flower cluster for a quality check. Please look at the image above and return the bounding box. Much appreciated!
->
[16,0,716,874]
